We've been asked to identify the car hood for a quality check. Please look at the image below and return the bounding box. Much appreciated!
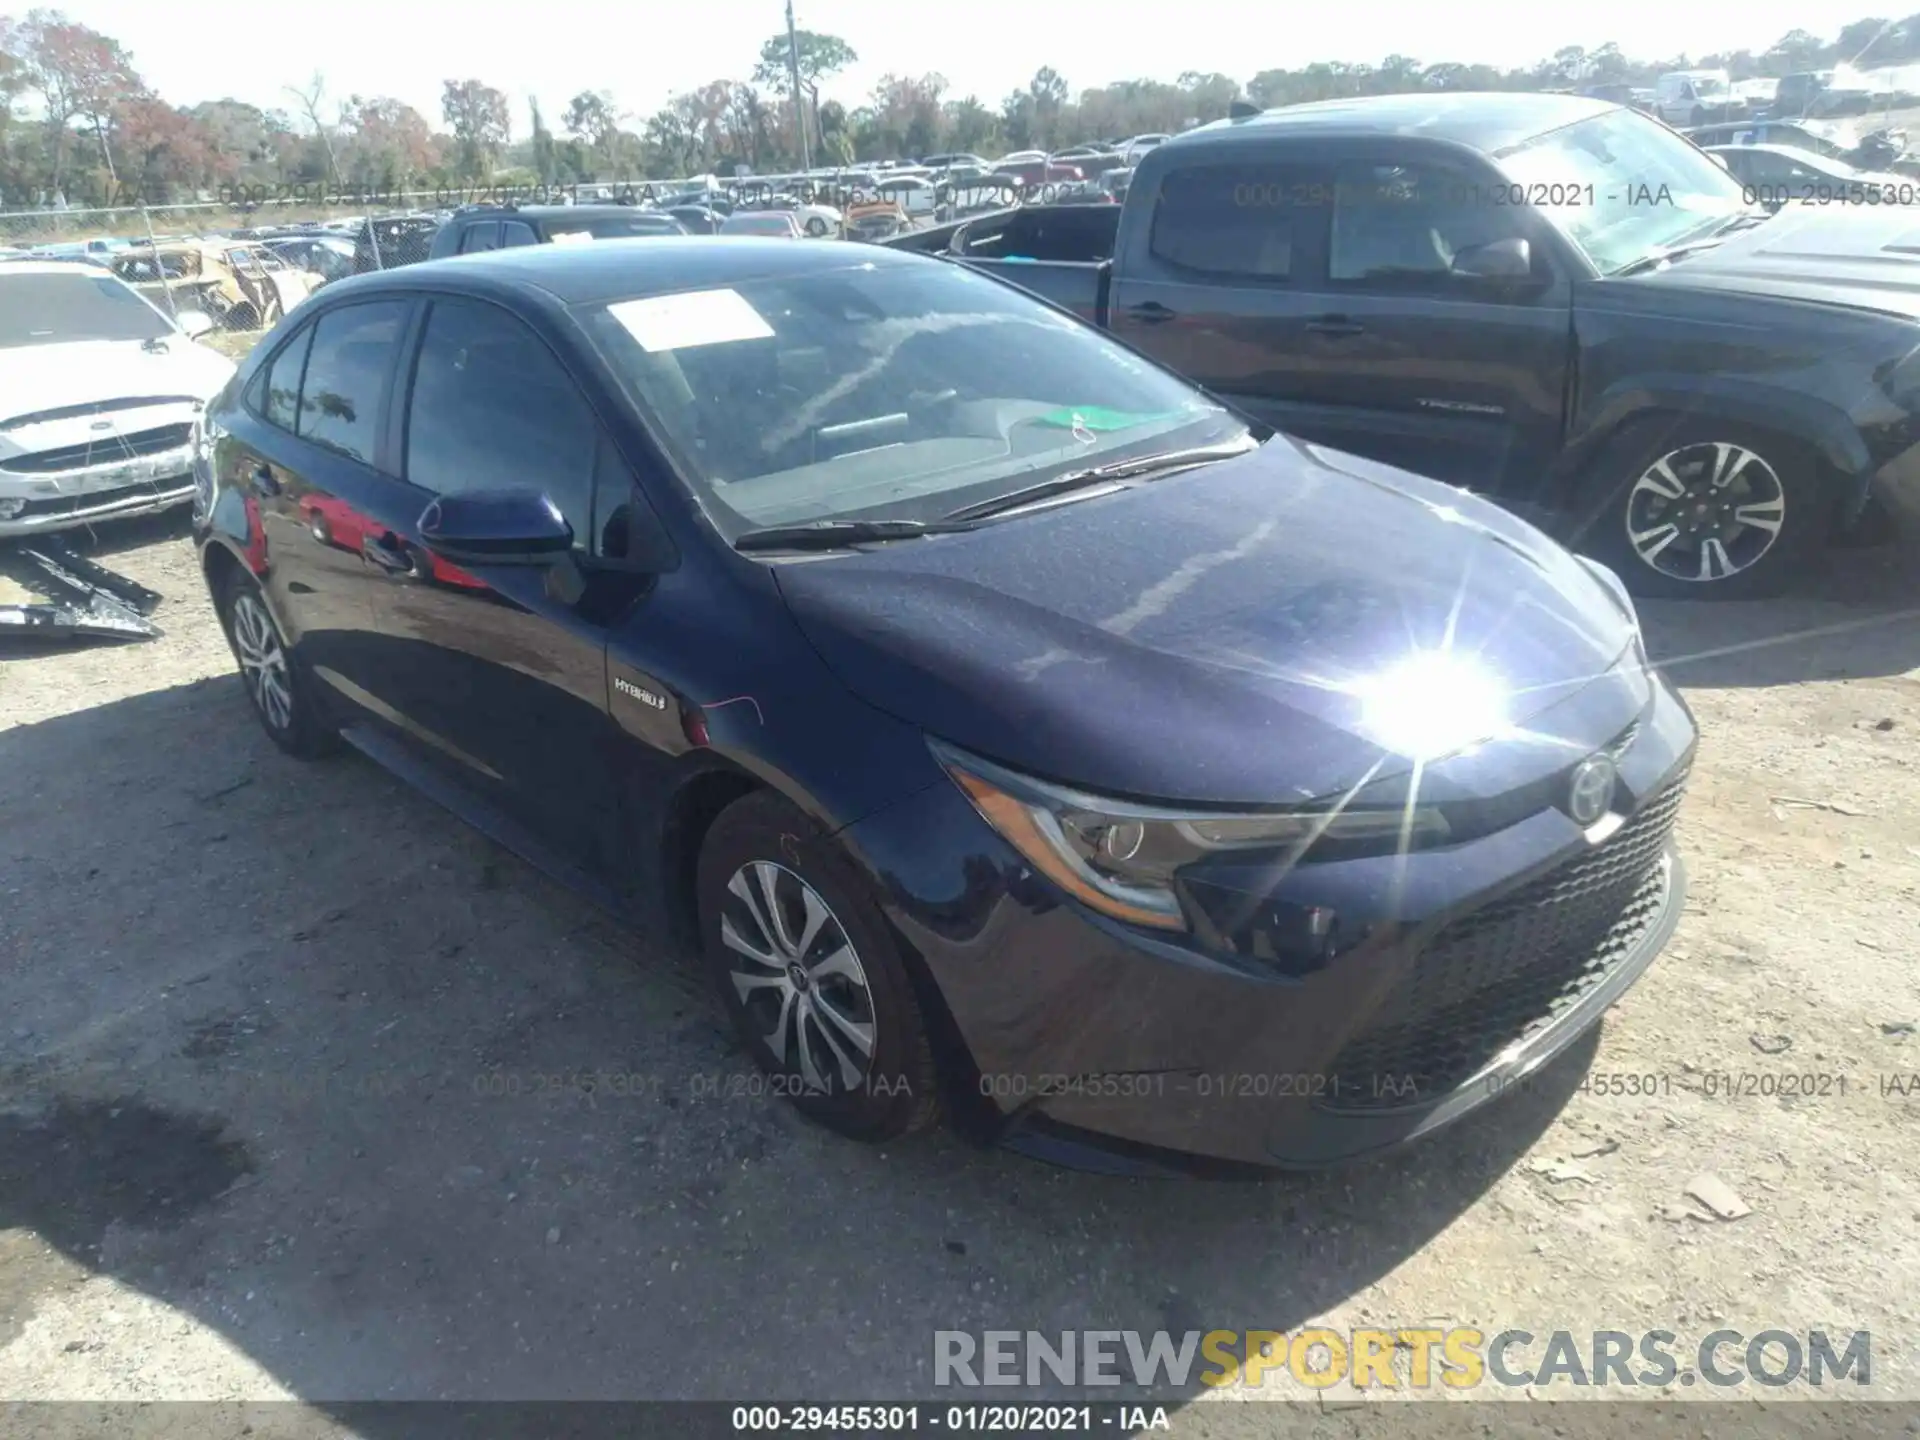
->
[1626,206,1920,320]
[0,338,233,436]
[774,438,1640,805]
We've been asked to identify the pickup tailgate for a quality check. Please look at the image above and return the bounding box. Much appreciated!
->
[954,257,1108,325]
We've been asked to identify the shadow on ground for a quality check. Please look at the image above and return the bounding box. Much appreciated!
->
[1639,532,1920,688]
[0,676,1591,1417]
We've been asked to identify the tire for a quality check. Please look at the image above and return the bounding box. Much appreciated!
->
[307,510,331,545]
[697,790,941,1143]
[1569,418,1829,601]
[804,216,829,237]
[215,567,340,758]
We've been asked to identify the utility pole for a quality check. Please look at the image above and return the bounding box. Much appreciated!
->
[786,0,812,171]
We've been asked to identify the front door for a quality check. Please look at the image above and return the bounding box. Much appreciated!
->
[353,295,634,876]
[1266,157,1574,495]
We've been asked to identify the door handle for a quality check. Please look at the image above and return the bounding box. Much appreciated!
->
[1306,316,1365,338]
[252,463,281,496]
[1127,301,1175,324]
[362,532,416,574]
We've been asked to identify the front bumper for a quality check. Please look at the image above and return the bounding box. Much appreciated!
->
[0,446,195,537]
[842,669,1698,1173]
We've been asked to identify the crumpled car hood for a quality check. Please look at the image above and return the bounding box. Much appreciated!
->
[0,339,233,455]
[774,437,1639,805]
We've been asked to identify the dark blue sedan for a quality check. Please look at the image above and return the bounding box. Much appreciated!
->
[190,238,1696,1173]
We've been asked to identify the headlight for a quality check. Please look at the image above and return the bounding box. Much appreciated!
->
[931,741,1448,932]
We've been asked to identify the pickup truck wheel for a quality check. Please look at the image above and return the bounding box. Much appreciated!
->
[1579,421,1827,600]
[697,791,941,1144]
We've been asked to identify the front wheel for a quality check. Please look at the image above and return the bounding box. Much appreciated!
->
[1573,421,1829,600]
[697,791,941,1143]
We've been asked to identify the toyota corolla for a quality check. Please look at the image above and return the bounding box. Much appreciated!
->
[192,239,1696,1173]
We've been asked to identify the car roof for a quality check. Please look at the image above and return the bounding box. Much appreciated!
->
[1171,91,1618,155]
[329,235,929,306]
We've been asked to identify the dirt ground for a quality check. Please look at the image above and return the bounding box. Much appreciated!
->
[1,511,1917,1431]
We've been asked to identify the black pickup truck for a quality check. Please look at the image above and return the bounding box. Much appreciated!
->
[888,92,1920,598]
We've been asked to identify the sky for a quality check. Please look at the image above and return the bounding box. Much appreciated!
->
[59,0,1835,132]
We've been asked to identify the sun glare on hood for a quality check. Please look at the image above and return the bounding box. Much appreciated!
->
[1352,649,1511,762]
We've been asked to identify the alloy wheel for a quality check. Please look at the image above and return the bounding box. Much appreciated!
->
[230,591,294,731]
[720,860,877,1094]
[1623,441,1787,584]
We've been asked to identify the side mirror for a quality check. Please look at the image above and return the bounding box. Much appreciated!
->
[418,489,573,566]
[175,310,215,339]
[1450,236,1534,282]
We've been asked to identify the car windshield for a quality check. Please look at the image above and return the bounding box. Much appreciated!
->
[1497,108,1755,274]
[581,260,1242,538]
[0,270,172,348]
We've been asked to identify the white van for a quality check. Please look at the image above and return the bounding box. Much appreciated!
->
[1654,70,1745,127]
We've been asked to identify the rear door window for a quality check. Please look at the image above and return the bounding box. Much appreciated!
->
[1149,163,1327,279]
[294,301,410,465]
[258,324,314,432]
[458,222,501,253]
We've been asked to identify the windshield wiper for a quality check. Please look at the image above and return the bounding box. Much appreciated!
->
[942,439,1258,524]
[732,517,975,552]
[1611,236,1730,276]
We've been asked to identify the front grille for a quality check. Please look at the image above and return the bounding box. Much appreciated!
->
[12,477,193,521]
[1,424,193,474]
[1318,771,1687,1113]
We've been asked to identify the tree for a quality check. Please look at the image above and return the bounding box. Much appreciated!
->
[441,78,510,181]
[1027,66,1069,148]
[341,96,437,191]
[285,72,340,188]
[15,10,141,196]
[752,29,855,154]
[529,98,555,186]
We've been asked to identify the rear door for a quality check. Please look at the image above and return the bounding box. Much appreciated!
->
[1259,152,1574,493]
[352,295,634,875]
[223,299,414,717]
[1106,151,1334,429]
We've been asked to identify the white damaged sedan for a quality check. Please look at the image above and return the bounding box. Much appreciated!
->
[0,261,236,537]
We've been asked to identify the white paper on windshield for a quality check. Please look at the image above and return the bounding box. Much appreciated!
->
[549,229,595,244]
[608,287,775,353]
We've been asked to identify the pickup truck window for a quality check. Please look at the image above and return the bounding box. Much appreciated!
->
[1496,107,1751,275]
[1150,164,1315,279]
[1329,163,1522,284]
[581,261,1242,537]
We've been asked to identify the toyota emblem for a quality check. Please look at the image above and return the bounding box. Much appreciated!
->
[1568,754,1618,826]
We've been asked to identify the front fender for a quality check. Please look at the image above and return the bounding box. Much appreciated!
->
[1563,374,1875,520]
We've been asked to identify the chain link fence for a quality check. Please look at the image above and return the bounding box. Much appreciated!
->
[0,192,473,357]
[0,172,1096,357]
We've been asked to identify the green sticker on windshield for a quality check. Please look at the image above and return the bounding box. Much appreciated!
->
[1034,406,1185,432]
